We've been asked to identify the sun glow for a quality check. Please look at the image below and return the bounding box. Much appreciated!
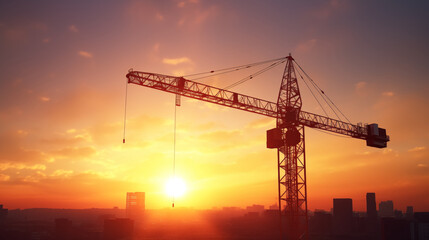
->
[165,176,187,198]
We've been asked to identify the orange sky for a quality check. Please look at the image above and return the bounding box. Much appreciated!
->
[0,0,428,212]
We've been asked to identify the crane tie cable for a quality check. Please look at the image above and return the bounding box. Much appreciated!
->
[224,59,286,90]
[293,59,352,124]
[185,56,288,81]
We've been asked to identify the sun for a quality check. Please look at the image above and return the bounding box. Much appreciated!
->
[165,176,187,198]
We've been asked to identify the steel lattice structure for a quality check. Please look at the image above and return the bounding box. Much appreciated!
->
[126,54,389,240]
[276,56,307,240]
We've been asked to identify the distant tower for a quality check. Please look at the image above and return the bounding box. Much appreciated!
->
[405,206,414,220]
[366,193,377,219]
[333,198,353,235]
[126,192,145,220]
[379,200,394,218]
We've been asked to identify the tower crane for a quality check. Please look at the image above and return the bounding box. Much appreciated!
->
[124,54,389,240]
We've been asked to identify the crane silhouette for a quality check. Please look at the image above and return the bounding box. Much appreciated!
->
[124,54,389,240]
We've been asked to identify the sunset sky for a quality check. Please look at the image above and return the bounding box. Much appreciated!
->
[1,0,428,212]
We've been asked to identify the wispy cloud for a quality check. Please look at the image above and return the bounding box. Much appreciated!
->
[78,51,93,58]
[39,96,50,102]
[408,146,426,152]
[69,25,79,33]
[355,81,367,95]
[382,91,394,97]
[162,57,192,65]
[295,39,317,53]
[51,146,96,159]
[155,12,164,21]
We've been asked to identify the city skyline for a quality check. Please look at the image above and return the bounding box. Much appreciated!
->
[1,0,429,212]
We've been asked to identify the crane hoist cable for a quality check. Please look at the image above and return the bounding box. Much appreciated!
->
[172,98,178,208]
[123,77,128,144]
[123,73,180,208]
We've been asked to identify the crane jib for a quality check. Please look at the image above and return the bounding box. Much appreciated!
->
[126,70,389,146]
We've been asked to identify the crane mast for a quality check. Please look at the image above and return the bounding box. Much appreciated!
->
[125,55,389,240]
[276,55,306,240]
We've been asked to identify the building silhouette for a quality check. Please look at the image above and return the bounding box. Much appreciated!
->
[126,192,145,220]
[366,193,378,236]
[414,212,429,240]
[406,206,414,220]
[103,218,134,240]
[379,200,394,218]
[366,193,377,219]
[0,205,7,222]
[381,217,412,240]
[246,204,265,214]
[310,210,332,235]
[54,218,73,240]
[333,198,353,235]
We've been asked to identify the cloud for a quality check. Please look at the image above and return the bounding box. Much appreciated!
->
[408,146,426,152]
[295,39,317,53]
[178,0,200,8]
[39,96,50,102]
[0,132,46,164]
[50,169,74,177]
[0,163,46,171]
[39,86,120,124]
[153,43,160,52]
[41,135,86,146]
[163,57,192,65]
[67,129,76,134]
[355,81,367,95]
[78,51,93,58]
[0,174,10,182]
[372,94,429,144]
[178,1,186,8]
[355,81,366,90]
[193,5,217,25]
[0,22,47,43]
[50,147,96,159]
[312,0,347,19]
[246,118,275,129]
[69,25,79,33]
[382,91,394,97]
[156,12,164,21]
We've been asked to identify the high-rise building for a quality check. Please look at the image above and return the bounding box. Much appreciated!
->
[405,206,414,220]
[379,201,394,218]
[126,192,145,220]
[333,198,353,235]
[366,193,377,219]
[366,193,378,235]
